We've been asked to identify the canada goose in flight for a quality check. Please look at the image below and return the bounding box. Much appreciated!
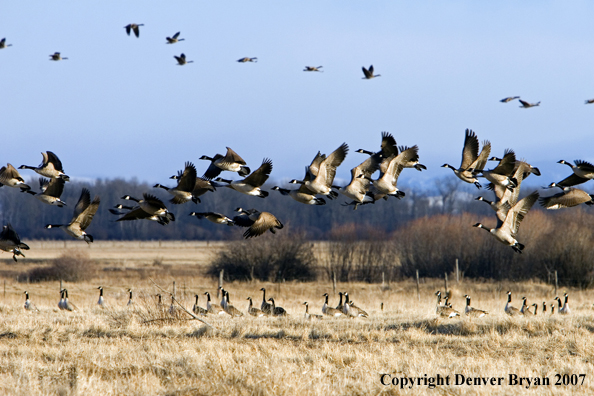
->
[473,190,539,253]
[63,289,77,311]
[19,151,70,181]
[214,158,272,198]
[190,212,235,226]
[271,185,326,205]
[586,99,594,104]
[362,65,380,79]
[23,291,38,311]
[435,291,460,318]
[476,161,529,223]
[304,66,323,72]
[97,286,105,307]
[518,99,540,108]
[170,174,215,203]
[504,291,521,315]
[303,302,323,320]
[547,159,594,188]
[193,295,208,316]
[0,164,30,191]
[539,187,594,209]
[520,297,529,315]
[204,292,226,315]
[224,291,244,317]
[464,295,487,317]
[477,149,518,191]
[559,293,570,315]
[237,57,257,63]
[174,53,193,65]
[166,32,184,44]
[290,143,349,200]
[268,298,287,316]
[0,223,29,262]
[442,129,491,189]
[339,152,382,208]
[124,23,144,37]
[362,150,412,202]
[356,132,426,171]
[154,162,198,204]
[121,193,175,222]
[200,147,251,180]
[24,177,66,207]
[127,289,134,306]
[58,289,66,310]
[500,96,520,103]
[247,297,265,317]
[233,208,283,239]
[0,38,12,49]
[109,205,171,225]
[344,293,368,317]
[45,188,100,243]
[260,288,272,315]
[49,52,68,61]
[488,157,541,178]
[322,293,344,317]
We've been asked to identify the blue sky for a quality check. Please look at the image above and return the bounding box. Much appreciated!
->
[1,1,592,190]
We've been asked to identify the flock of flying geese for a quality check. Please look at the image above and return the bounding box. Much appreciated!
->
[435,290,571,318]
[21,286,370,320]
[0,127,593,261]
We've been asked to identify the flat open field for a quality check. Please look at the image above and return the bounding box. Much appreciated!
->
[0,242,593,395]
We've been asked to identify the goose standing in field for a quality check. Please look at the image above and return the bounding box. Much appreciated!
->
[343,293,368,317]
[45,188,100,243]
[336,292,344,311]
[271,184,326,206]
[174,53,193,65]
[304,66,323,72]
[267,298,287,317]
[247,297,265,317]
[435,291,460,318]
[361,65,380,79]
[260,288,272,315]
[166,32,184,44]
[477,149,518,191]
[24,177,66,207]
[49,52,68,61]
[214,158,272,198]
[504,292,521,315]
[339,152,382,209]
[204,292,226,315]
[542,302,547,314]
[63,289,77,311]
[559,293,570,315]
[0,38,12,49]
[518,99,540,108]
[97,286,106,307]
[200,147,251,180]
[500,96,520,103]
[290,143,349,200]
[548,159,594,188]
[193,294,208,316]
[0,164,30,191]
[0,223,29,262]
[127,289,134,306]
[551,304,555,314]
[520,297,529,315]
[154,162,198,204]
[303,302,323,320]
[19,151,69,181]
[23,291,38,311]
[237,57,257,63]
[554,296,563,313]
[442,129,491,189]
[322,293,344,317]
[224,291,244,317]
[156,294,164,310]
[233,208,283,239]
[463,295,488,317]
[219,287,227,310]
[189,212,235,226]
[473,191,539,253]
[531,303,538,315]
[170,173,216,203]
[539,187,594,209]
[124,23,144,37]
[121,193,175,222]
[58,289,66,310]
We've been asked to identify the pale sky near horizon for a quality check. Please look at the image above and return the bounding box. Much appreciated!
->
[1,1,593,191]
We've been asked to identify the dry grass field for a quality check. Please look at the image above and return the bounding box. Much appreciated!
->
[1,242,594,395]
